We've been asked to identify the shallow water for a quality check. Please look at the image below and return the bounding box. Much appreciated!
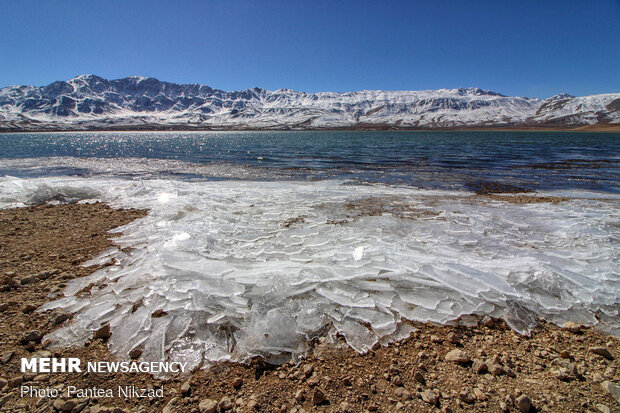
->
[0,131,618,367]
[1,131,619,192]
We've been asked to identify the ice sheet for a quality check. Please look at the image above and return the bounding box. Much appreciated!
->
[1,176,618,369]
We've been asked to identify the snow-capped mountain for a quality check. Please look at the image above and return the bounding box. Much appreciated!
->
[0,75,618,131]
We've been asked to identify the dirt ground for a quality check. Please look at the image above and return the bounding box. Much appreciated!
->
[0,203,619,413]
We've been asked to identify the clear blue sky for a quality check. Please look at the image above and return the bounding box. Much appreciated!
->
[1,0,619,98]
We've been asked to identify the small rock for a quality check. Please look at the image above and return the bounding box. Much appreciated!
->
[151,309,167,318]
[473,388,488,401]
[499,401,509,412]
[232,377,243,389]
[593,373,604,382]
[162,398,178,413]
[312,388,327,405]
[592,347,614,360]
[421,389,439,406]
[36,270,52,280]
[503,366,516,377]
[307,373,320,387]
[483,317,495,328]
[302,364,314,377]
[198,399,217,413]
[218,396,233,411]
[0,351,14,364]
[601,381,620,403]
[563,321,582,333]
[247,400,259,410]
[516,394,532,413]
[180,380,191,396]
[93,324,111,340]
[294,389,304,401]
[459,390,475,404]
[61,400,76,412]
[22,304,37,314]
[21,330,42,343]
[0,303,8,312]
[596,404,611,413]
[50,311,70,326]
[0,378,7,389]
[33,374,49,382]
[20,275,36,285]
[445,349,470,364]
[472,359,487,374]
[488,364,504,376]
[413,370,425,384]
[447,332,460,344]
[394,387,412,400]
[53,398,65,410]
[129,347,142,360]
[430,335,442,343]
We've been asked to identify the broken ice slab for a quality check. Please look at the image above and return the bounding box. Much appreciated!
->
[9,176,615,368]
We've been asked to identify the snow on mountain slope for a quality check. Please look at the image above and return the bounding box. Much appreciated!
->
[0,75,618,130]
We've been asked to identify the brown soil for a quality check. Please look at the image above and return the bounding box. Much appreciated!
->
[478,195,570,205]
[1,203,619,413]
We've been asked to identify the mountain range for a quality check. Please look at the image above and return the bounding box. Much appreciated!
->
[1,74,618,131]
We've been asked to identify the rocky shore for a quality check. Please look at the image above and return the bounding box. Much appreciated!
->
[0,203,619,412]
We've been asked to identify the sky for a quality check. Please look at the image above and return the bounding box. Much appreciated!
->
[1,0,619,98]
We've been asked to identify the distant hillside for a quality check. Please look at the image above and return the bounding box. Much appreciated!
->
[1,75,619,131]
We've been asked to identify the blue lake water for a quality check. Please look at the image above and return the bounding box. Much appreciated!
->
[1,130,619,361]
[0,130,619,192]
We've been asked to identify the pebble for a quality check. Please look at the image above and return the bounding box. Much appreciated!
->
[20,274,36,285]
[180,380,191,396]
[592,347,614,360]
[420,389,439,406]
[312,388,327,405]
[294,388,304,401]
[302,364,314,377]
[50,311,70,326]
[413,370,425,384]
[488,364,504,376]
[516,394,531,413]
[232,377,243,389]
[459,390,475,404]
[601,381,620,403]
[473,388,488,401]
[394,387,412,400]
[596,404,612,413]
[0,351,13,364]
[21,304,37,314]
[472,359,487,374]
[93,324,111,340]
[445,349,470,363]
[563,321,582,333]
[198,399,217,413]
[21,330,42,343]
[307,373,320,387]
[218,396,233,411]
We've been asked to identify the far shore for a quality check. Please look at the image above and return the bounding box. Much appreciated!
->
[1,124,620,134]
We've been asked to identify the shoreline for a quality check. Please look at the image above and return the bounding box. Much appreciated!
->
[1,125,620,134]
[0,203,619,412]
